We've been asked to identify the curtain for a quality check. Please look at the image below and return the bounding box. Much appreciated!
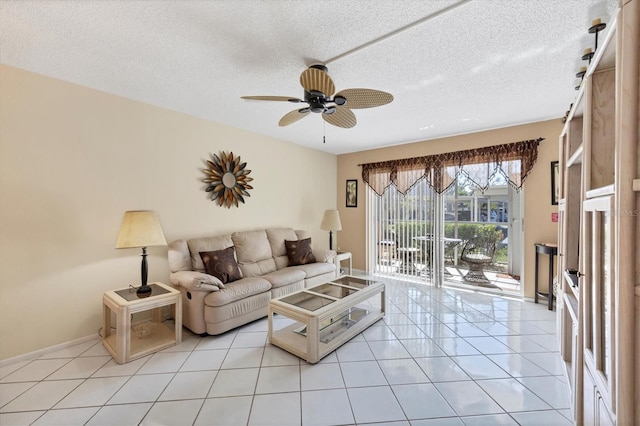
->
[361,138,542,195]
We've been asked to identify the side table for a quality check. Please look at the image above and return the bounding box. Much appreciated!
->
[334,251,352,277]
[534,243,557,310]
[102,281,182,364]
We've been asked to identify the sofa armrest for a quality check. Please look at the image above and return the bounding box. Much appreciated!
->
[170,270,224,292]
[313,249,336,263]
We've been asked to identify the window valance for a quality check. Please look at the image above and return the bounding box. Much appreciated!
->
[361,138,543,195]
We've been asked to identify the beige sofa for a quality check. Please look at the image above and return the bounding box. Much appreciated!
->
[168,228,336,335]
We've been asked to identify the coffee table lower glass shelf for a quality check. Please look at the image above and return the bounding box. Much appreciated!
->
[268,276,385,363]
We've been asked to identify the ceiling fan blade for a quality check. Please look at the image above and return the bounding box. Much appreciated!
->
[322,106,356,129]
[334,88,394,109]
[300,67,335,97]
[279,109,310,127]
[241,96,303,103]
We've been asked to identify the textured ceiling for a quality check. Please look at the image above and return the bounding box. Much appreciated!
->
[0,0,618,155]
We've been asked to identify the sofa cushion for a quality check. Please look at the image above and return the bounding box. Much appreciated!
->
[285,238,316,266]
[168,239,191,273]
[232,230,277,277]
[289,260,335,278]
[266,228,299,269]
[261,268,306,289]
[200,247,242,284]
[188,235,234,272]
[204,277,272,307]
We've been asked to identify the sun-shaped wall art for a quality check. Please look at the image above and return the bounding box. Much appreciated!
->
[202,151,253,208]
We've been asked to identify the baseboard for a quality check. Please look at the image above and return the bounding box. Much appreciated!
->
[0,334,100,368]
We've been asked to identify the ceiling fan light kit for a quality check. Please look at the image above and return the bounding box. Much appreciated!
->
[241,64,393,130]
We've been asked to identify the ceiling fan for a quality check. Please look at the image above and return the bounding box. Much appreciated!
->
[241,64,393,129]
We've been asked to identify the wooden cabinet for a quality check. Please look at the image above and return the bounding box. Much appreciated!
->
[557,0,639,424]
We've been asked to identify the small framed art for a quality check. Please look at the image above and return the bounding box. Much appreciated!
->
[346,179,357,208]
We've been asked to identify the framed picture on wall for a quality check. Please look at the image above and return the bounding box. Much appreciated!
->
[551,161,559,205]
[346,179,357,208]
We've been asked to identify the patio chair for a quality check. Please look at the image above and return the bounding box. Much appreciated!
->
[459,236,498,288]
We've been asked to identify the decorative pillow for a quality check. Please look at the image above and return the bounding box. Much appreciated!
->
[199,246,242,284]
[285,238,316,266]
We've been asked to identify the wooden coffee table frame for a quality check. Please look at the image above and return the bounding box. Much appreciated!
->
[268,277,385,363]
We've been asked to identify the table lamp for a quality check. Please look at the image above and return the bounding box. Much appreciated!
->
[320,209,342,251]
[116,210,167,297]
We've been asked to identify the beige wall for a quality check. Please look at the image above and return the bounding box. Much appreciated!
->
[0,65,337,360]
[336,120,561,298]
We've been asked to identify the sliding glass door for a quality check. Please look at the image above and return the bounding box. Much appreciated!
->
[367,164,523,295]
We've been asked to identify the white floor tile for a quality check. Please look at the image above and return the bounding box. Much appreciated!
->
[91,356,150,378]
[0,361,31,381]
[335,341,375,362]
[300,363,345,391]
[261,345,301,367]
[493,335,548,353]
[301,388,354,426]
[0,359,71,383]
[0,382,36,407]
[487,353,550,377]
[195,332,236,350]
[136,351,190,374]
[435,381,504,416]
[400,338,447,358]
[159,370,217,400]
[341,361,387,387]
[248,392,301,426]
[414,357,471,383]
[79,341,111,357]
[220,347,264,369]
[431,338,481,356]
[231,331,268,348]
[107,373,173,405]
[388,324,428,339]
[31,406,99,425]
[411,418,464,426]
[208,367,258,397]
[447,323,489,337]
[463,337,514,355]
[461,413,519,425]
[46,356,111,380]
[368,340,412,359]
[510,409,572,425]
[348,386,406,423]
[140,399,202,425]
[180,349,226,371]
[525,333,560,351]
[363,324,397,341]
[0,380,83,412]
[86,402,152,425]
[194,396,252,426]
[451,355,510,380]
[38,340,99,359]
[476,378,551,412]
[378,359,429,385]
[521,352,565,375]
[516,375,570,409]
[55,377,128,409]
[255,365,300,394]
[0,411,44,425]
[392,383,456,419]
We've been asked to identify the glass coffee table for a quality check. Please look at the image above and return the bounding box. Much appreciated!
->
[268,276,385,363]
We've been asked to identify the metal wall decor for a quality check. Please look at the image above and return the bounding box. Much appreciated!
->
[203,151,253,208]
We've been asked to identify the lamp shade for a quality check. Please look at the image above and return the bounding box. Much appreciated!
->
[115,211,167,249]
[320,210,342,231]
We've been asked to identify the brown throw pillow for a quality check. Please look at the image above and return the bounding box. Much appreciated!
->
[285,238,316,266]
[199,246,242,284]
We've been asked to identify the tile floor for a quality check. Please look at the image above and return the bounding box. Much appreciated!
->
[0,276,571,426]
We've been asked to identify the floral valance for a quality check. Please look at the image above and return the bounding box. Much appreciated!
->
[361,138,543,195]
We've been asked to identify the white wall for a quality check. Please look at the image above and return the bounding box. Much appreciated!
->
[0,65,337,360]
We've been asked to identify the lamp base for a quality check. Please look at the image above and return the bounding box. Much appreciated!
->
[136,284,152,298]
